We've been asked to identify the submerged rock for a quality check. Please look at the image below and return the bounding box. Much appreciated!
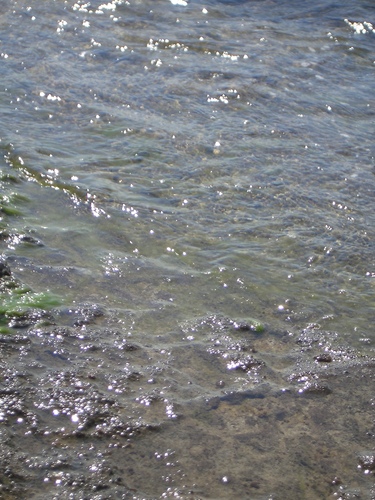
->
[314,353,333,363]
[0,257,11,278]
[72,304,106,327]
[358,453,375,473]
[7,309,55,329]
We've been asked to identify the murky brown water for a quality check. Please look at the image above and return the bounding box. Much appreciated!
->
[0,0,374,498]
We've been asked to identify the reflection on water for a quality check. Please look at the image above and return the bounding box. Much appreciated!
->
[0,0,374,498]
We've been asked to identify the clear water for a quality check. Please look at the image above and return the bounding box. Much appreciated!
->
[0,0,374,498]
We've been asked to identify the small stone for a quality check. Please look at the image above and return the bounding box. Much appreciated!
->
[358,453,375,472]
[233,321,251,331]
[302,382,332,395]
[314,353,332,363]
[0,259,11,278]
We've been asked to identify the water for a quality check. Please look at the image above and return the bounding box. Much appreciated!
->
[0,0,374,498]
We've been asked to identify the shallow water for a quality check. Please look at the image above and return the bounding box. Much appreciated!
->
[0,0,374,498]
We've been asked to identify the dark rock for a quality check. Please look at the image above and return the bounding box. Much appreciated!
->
[73,303,105,326]
[226,354,263,372]
[0,258,11,278]
[208,384,271,409]
[0,335,30,344]
[8,309,55,329]
[301,382,332,396]
[19,234,43,246]
[314,353,333,363]
[127,371,142,381]
[358,453,375,472]
[233,321,252,331]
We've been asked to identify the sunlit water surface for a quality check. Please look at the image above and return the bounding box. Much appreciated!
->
[0,0,374,498]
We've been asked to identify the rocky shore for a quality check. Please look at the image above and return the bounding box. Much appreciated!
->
[0,274,374,498]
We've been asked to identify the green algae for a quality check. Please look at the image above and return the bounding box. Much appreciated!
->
[3,146,93,207]
[0,289,61,315]
[250,320,265,333]
[0,159,26,236]
[0,150,63,332]
[0,272,62,332]
[0,193,24,217]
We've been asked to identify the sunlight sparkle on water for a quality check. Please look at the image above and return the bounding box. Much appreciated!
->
[344,19,375,34]
[170,0,187,6]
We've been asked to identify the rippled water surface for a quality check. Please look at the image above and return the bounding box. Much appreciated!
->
[0,0,374,498]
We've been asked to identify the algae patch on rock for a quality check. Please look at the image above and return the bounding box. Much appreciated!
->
[0,158,63,333]
[0,268,61,333]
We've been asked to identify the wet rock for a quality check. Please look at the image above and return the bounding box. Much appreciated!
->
[358,453,375,473]
[330,476,342,486]
[220,389,266,405]
[314,353,333,363]
[0,335,30,345]
[232,321,252,331]
[296,329,338,349]
[207,384,271,410]
[226,354,263,372]
[0,258,11,278]
[72,303,105,326]
[18,234,43,246]
[4,232,43,247]
[7,309,55,329]
[80,418,160,439]
[300,382,332,396]
[0,229,10,240]
[184,314,264,336]
[0,390,29,424]
[122,342,139,352]
[126,371,142,381]
[0,302,373,499]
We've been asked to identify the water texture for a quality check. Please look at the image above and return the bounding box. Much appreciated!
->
[0,0,374,498]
